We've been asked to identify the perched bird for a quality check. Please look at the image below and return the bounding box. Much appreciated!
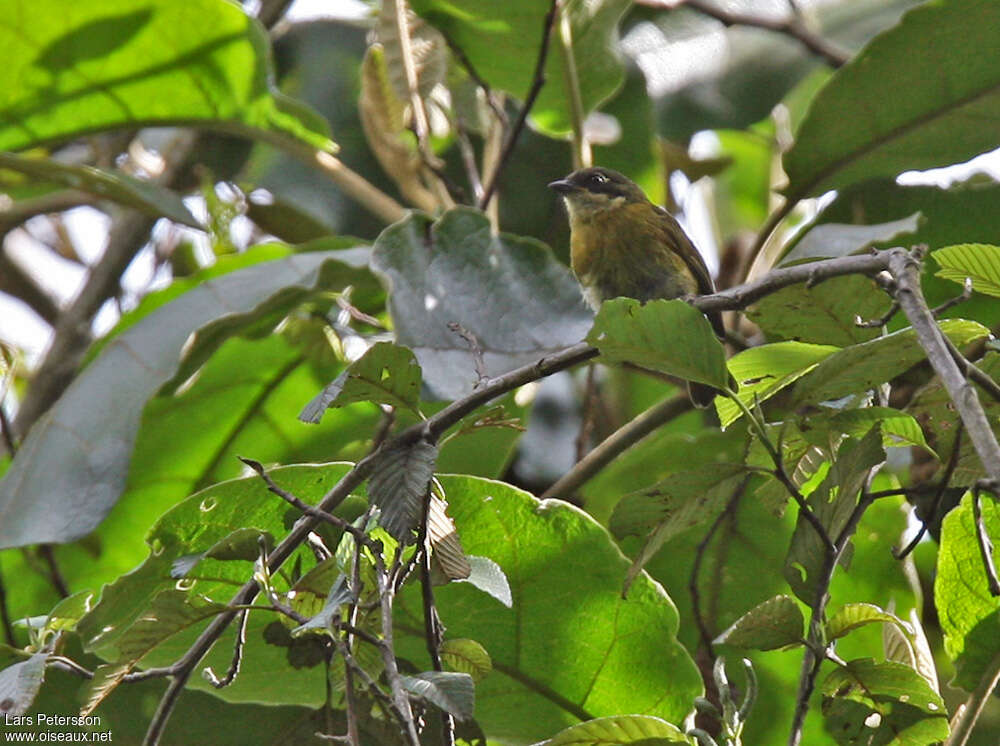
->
[549,166,725,406]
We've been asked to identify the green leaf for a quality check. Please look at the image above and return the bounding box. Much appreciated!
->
[827,407,934,456]
[401,671,475,721]
[716,341,838,428]
[394,475,702,742]
[820,659,948,745]
[0,652,48,716]
[933,243,1000,297]
[791,319,990,406]
[542,715,692,745]
[371,207,593,399]
[440,639,492,683]
[0,152,200,228]
[611,464,747,595]
[300,342,422,423]
[826,603,908,643]
[784,427,885,604]
[588,299,731,391]
[935,491,1000,690]
[783,0,1000,199]
[368,440,438,542]
[44,591,96,633]
[0,249,369,551]
[714,595,804,651]
[0,0,333,152]
[291,575,354,637]
[410,0,630,137]
[779,214,921,266]
[748,274,893,346]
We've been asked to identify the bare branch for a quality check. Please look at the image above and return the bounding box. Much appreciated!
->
[641,0,850,68]
[888,248,1000,480]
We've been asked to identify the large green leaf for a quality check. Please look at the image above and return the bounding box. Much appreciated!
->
[820,659,948,745]
[935,491,1000,691]
[410,0,630,137]
[790,319,990,406]
[748,274,893,347]
[0,0,332,152]
[370,207,593,399]
[395,475,702,742]
[0,249,369,550]
[588,299,731,391]
[784,0,1000,199]
[716,341,838,428]
[933,243,1000,298]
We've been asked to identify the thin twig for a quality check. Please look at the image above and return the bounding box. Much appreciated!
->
[931,276,974,317]
[0,560,14,646]
[972,481,1000,597]
[420,491,455,746]
[893,425,963,560]
[788,490,878,746]
[479,0,561,210]
[642,0,850,68]
[941,335,1000,405]
[543,393,692,499]
[38,545,70,598]
[690,483,747,655]
[947,648,1000,746]
[557,6,591,169]
[855,301,900,329]
[438,32,507,126]
[574,364,598,464]
[203,608,249,688]
[447,322,488,386]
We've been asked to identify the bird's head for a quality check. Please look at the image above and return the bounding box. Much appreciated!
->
[548,167,646,222]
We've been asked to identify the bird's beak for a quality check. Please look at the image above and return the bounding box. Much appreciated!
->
[547,178,576,194]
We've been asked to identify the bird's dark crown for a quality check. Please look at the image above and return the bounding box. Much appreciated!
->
[548,167,645,202]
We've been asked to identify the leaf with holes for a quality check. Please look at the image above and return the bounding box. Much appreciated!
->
[716,341,838,428]
[785,427,885,604]
[820,659,948,746]
[715,595,804,651]
[589,299,732,391]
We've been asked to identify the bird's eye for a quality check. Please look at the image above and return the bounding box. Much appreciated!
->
[590,172,608,185]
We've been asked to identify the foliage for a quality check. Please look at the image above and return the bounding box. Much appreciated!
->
[1,1,999,745]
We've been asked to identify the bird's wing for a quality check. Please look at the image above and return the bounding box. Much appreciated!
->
[652,204,716,296]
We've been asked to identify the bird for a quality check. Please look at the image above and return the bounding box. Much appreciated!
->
[548,166,725,406]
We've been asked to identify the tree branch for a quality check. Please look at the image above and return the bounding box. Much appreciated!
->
[641,0,850,68]
[887,248,1000,481]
